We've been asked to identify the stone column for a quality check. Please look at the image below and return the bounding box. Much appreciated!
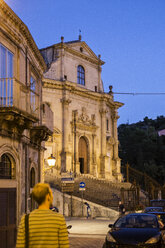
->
[60,98,71,172]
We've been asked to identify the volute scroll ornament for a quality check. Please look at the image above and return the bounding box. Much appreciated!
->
[60,98,71,105]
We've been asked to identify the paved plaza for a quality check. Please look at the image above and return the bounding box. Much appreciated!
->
[66,217,117,248]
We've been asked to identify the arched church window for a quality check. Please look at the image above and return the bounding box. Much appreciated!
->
[0,153,15,179]
[77,65,85,85]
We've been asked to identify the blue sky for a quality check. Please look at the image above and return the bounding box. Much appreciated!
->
[5,0,165,125]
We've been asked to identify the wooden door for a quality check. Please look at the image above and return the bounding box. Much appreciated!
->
[0,188,16,248]
[79,137,88,173]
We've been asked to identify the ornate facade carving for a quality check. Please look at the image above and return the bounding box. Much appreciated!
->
[78,107,96,126]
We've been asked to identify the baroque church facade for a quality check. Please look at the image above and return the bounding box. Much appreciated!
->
[41,36,123,181]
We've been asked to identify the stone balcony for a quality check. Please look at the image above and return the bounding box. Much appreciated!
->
[0,77,39,120]
[42,102,54,132]
[0,77,40,138]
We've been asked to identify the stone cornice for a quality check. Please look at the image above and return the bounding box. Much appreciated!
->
[0,0,46,72]
[42,79,121,108]
[114,101,124,108]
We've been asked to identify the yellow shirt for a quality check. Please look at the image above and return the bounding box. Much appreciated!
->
[16,209,69,248]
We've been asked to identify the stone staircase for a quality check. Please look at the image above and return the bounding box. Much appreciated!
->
[73,175,131,210]
[45,172,131,210]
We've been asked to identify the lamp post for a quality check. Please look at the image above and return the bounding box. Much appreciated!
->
[47,154,56,167]
[41,154,56,183]
[43,154,56,177]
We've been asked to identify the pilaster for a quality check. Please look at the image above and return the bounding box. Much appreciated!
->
[111,109,119,160]
[60,97,71,172]
[60,36,65,81]
[99,107,107,178]
[98,54,102,92]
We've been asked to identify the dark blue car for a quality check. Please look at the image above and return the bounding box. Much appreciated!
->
[145,207,164,213]
[103,213,165,248]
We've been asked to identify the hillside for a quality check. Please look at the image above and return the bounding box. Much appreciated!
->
[118,116,165,185]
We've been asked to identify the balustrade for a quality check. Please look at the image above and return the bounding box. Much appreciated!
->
[0,78,39,119]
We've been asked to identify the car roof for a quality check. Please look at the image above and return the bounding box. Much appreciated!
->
[151,199,165,202]
[149,212,165,214]
[126,213,157,217]
[145,207,163,209]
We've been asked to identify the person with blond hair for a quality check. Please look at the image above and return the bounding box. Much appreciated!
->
[16,183,69,248]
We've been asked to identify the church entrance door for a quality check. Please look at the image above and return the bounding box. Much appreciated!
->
[79,137,88,174]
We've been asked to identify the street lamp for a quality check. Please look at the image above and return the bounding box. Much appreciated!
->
[47,154,56,167]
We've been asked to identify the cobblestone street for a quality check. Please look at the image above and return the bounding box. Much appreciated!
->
[69,235,105,248]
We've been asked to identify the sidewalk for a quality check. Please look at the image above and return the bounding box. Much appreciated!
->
[65,217,116,237]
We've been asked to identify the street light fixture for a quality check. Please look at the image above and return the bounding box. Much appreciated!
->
[47,154,56,167]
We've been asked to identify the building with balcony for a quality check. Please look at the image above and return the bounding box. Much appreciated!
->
[41,36,123,181]
[0,1,52,247]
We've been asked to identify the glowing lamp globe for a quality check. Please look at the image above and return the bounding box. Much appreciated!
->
[47,154,56,167]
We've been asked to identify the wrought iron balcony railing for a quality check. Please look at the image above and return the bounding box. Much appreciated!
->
[0,78,39,119]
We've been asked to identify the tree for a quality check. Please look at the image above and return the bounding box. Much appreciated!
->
[118,116,165,185]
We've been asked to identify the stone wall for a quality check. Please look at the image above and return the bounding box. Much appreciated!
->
[52,188,119,219]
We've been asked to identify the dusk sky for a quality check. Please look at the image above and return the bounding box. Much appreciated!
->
[5,0,165,125]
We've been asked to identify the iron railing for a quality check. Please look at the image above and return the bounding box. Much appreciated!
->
[0,78,39,119]
[121,163,162,201]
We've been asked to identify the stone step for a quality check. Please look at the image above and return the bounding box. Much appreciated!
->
[45,174,129,209]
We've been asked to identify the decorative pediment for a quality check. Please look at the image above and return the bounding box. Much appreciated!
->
[67,42,98,59]
[71,107,98,132]
[51,39,105,65]
[65,41,105,65]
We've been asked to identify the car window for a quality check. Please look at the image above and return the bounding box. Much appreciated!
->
[115,215,158,228]
[115,216,127,228]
